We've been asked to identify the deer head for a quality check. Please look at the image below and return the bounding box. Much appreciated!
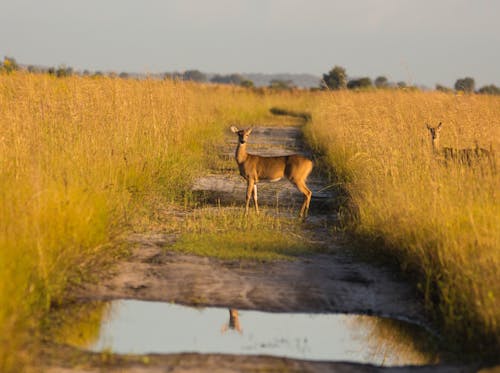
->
[230,126,252,144]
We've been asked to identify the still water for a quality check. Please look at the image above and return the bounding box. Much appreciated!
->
[67,299,439,366]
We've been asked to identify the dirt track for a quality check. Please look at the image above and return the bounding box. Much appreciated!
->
[45,126,482,373]
[73,126,429,325]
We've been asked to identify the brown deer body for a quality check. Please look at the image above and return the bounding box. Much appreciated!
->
[230,126,313,218]
[426,122,495,168]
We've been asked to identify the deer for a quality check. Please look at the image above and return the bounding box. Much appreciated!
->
[221,308,242,334]
[230,126,313,218]
[426,122,495,169]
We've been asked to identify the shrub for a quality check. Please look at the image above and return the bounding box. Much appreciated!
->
[454,77,475,93]
[321,65,347,90]
[347,77,373,89]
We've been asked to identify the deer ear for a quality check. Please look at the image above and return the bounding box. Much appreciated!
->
[246,128,253,135]
[230,126,239,133]
[426,123,431,130]
[437,122,442,130]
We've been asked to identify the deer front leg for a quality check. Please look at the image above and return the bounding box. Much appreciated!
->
[245,179,255,215]
[253,184,259,214]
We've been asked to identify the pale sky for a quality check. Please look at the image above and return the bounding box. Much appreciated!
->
[1,0,499,87]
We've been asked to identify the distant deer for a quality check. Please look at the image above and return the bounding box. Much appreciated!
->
[221,308,242,334]
[230,126,313,218]
[426,122,495,169]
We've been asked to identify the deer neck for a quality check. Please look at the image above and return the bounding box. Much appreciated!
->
[235,142,248,164]
[431,136,441,154]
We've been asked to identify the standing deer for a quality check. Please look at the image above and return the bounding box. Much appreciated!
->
[230,126,313,218]
[426,122,495,168]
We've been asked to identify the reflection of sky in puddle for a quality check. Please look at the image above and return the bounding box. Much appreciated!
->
[80,300,438,366]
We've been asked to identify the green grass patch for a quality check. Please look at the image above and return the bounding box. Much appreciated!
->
[169,207,319,260]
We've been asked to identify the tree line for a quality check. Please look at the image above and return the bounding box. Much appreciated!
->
[1,57,498,95]
[321,65,499,95]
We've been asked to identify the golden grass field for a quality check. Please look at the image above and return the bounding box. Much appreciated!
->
[0,73,498,369]
[304,90,499,356]
[0,72,313,371]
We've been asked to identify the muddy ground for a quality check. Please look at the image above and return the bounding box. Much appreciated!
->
[44,126,484,373]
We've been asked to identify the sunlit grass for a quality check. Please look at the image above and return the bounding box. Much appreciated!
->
[305,90,500,357]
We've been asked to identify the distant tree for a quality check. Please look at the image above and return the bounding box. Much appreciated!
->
[119,72,129,79]
[211,73,244,85]
[47,67,56,75]
[321,66,347,90]
[183,70,207,82]
[93,71,103,77]
[210,74,223,83]
[397,81,407,88]
[1,56,19,74]
[374,76,389,88]
[435,84,453,93]
[240,79,254,88]
[229,74,244,84]
[477,84,500,95]
[56,65,73,78]
[347,77,373,89]
[269,79,295,90]
[82,70,90,76]
[163,72,182,80]
[27,65,41,74]
[454,77,475,93]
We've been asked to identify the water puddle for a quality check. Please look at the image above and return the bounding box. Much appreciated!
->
[63,300,440,366]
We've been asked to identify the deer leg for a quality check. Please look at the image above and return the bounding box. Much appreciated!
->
[245,179,254,215]
[253,184,260,214]
[294,180,312,218]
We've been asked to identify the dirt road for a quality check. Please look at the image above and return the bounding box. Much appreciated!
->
[45,126,479,373]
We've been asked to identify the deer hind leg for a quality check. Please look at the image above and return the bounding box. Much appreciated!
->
[253,184,260,214]
[294,180,312,218]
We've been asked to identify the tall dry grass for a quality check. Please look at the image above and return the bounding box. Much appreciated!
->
[305,90,499,357]
[7,71,497,365]
[0,73,198,370]
[0,72,314,370]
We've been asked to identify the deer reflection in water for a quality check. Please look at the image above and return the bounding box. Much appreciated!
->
[221,308,242,334]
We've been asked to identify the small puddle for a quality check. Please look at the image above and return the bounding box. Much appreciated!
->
[64,300,440,366]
